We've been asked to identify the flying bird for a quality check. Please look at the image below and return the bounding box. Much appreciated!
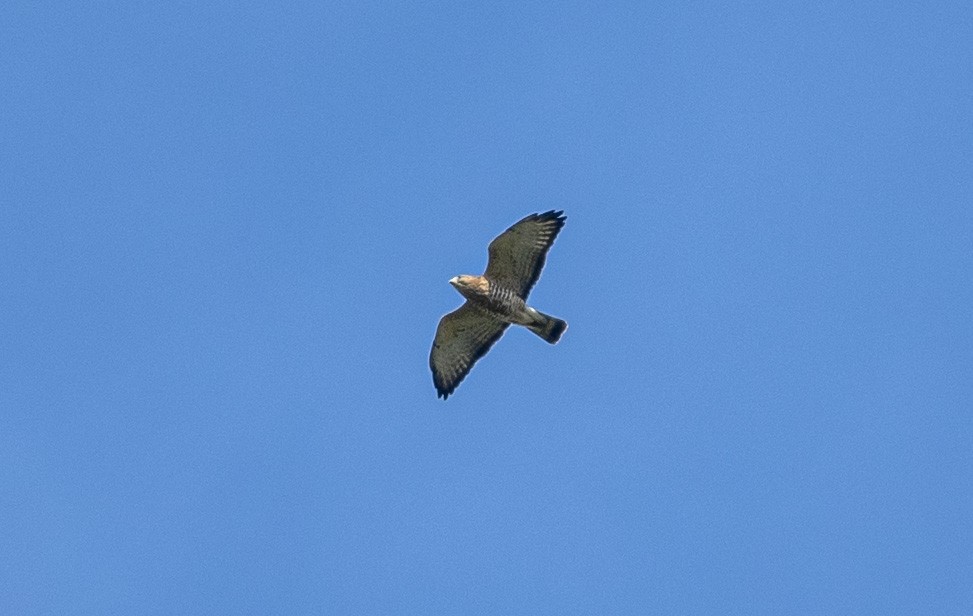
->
[430,210,567,399]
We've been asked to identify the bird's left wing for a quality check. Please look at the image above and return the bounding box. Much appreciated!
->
[484,210,566,299]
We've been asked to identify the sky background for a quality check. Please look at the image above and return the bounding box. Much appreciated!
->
[2,1,971,614]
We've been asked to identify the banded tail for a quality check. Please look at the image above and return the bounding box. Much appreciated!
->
[527,311,568,344]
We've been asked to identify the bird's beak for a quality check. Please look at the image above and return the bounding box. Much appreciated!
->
[449,276,459,286]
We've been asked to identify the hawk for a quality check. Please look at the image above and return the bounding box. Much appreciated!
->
[430,210,568,399]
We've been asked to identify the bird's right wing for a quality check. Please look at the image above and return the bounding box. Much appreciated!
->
[430,302,509,399]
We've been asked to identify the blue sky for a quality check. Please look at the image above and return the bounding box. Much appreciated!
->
[2,1,971,613]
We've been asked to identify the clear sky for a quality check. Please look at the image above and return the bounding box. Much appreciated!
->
[2,2,971,614]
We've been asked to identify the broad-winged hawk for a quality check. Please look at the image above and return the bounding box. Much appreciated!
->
[430,210,567,399]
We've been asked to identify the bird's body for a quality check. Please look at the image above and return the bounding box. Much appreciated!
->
[430,211,567,399]
[450,275,525,323]
[449,274,564,339]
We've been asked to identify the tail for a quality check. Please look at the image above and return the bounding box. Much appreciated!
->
[527,311,568,344]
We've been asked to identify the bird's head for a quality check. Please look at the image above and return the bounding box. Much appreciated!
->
[449,275,489,298]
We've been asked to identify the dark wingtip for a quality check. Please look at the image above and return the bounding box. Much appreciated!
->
[434,376,455,399]
[536,209,566,224]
